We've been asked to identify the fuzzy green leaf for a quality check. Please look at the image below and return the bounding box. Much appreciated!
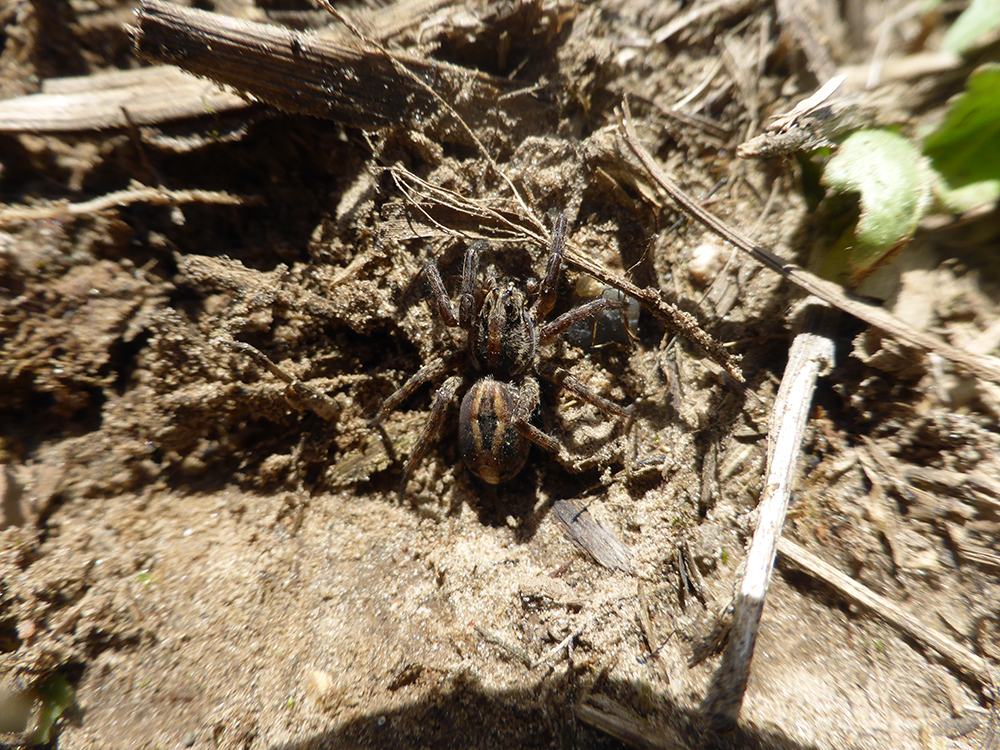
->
[923,63,1000,208]
[822,129,933,277]
[941,0,1000,54]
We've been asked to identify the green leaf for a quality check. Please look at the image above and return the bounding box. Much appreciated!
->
[32,673,74,744]
[935,178,1000,212]
[941,0,1000,55]
[923,63,1000,207]
[822,129,934,280]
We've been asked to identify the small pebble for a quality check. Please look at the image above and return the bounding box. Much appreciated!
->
[688,240,728,285]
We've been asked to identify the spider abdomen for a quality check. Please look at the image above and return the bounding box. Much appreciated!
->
[459,377,531,484]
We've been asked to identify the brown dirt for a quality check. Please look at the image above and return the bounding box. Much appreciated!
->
[1,1,999,749]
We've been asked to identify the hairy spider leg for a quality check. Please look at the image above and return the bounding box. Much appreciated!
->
[400,374,464,491]
[458,241,484,328]
[538,361,634,421]
[422,258,460,328]
[372,356,454,425]
[533,212,569,320]
[538,297,627,343]
[421,241,485,330]
[510,377,561,454]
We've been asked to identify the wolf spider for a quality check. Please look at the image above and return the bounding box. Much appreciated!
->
[374,214,633,491]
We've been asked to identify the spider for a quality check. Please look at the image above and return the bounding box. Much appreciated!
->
[373,213,633,491]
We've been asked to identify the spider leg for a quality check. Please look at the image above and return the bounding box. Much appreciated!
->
[459,241,484,329]
[511,377,561,453]
[372,356,453,425]
[538,297,626,344]
[423,240,485,330]
[399,374,464,491]
[538,361,633,421]
[423,258,460,327]
[533,212,569,320]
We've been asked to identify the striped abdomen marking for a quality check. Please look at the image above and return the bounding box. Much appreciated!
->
[458,378,530,484]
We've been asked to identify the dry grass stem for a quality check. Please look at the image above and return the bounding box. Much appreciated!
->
[0,183,249,224]
[777,537,995,688]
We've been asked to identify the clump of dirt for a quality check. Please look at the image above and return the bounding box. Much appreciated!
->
[1,1,998,749]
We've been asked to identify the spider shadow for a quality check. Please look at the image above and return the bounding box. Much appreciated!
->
[449,450,545,528]
[454,455,604,549]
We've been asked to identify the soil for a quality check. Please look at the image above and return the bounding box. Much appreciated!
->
[1,1,999,749]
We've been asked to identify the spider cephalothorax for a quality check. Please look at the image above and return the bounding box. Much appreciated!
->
[374,213,632,491]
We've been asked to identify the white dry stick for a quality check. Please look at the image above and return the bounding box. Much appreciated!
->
[704,297,837,732]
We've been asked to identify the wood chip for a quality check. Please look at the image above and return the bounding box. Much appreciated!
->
[552,498,634,574]
[0,66,247,132]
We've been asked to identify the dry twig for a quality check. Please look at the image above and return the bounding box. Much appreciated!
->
[577,698,689,750]
[777,537,995,688]
[130,0,519,131]
[0,183,249,225]
[703,298,837,732]
[0,66,247,132]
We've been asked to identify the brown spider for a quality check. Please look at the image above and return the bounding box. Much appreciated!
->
[373,214,633,491]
